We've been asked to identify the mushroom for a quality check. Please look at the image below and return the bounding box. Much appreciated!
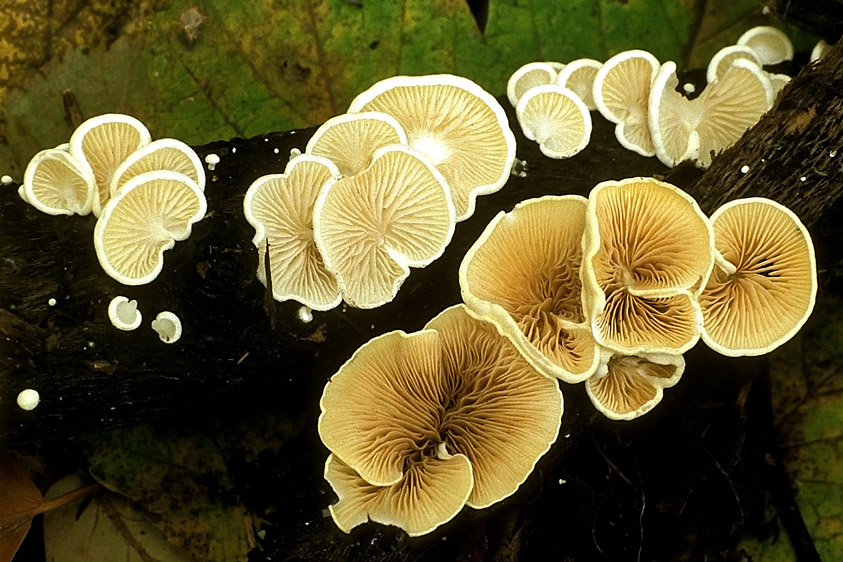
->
[20,147,96,216]
[706,45,762,84]
[648,61,700,168]
[94,171,207,285]
[69,113,152,216]
[304,112,407,177]
[592,50,660,156]
[107,296,142,331]
[109,138,206,196]
[585,350,684,421]
[312,144,455,309]
[151,311,182,344]
[737,26,794,66]
[460,195,599,383]
[243,154,342,311]
[515,85,592,159]
[347,74,516,221]
[16,389,41,411]
[699,198,817,356]
[555,58,602,111]
[581,177,713,355]
[811,40,830,63]
[319,304,562,534]
[506,61,559,108]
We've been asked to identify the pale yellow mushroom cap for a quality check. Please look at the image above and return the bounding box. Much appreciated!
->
[706,45,762,84]
[94,171,206,285]
[305,112,408,177]
[592,50,660,156]
[506,61,559,108]
[556,58,602,111]
[737,26,794,66]
[324,453,473,537]
[347,74,516,221]
[69,113,152,217]
[516,85,592,159]
[460,195,599,383]
[582,177,713,354]
[585,349,684,421]
[648,61,701,168]
[313,144,455,309]
[109,138,205,197]
[243,155,342,311]
[699,198,817,356]
[22,147,96,216]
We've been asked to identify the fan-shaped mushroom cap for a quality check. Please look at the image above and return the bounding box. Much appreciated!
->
[243,155,342,311]
[305,112,408,177]
[648,61,701,168]
[585,350,684,421]
[107,296,142,331]
[695,59,773,168]
[109,138,205,196]
[811,40,830,63]
[347,74,516,221]
[592,50,660,156]
[706,45,762,84]
[460,195,599,383]
[94,171,207,285]
[313,144,455,309]
[556,58,602,111]
[737,26,794,65]
[699,198,817,356]
[581,178,713,354]
[506,61,559,108]
[324,453,473,537]
[424,304,563,508]
[151,311,182,344]
[21,147,96,215]
[515,85,592,159]
[69,113,152,216]
[319,304,562,530]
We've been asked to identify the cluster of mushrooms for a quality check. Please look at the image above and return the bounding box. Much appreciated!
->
[243,74,516,311]
[319,176,817,537]
[17,113,206,341]
[508,26,795,167]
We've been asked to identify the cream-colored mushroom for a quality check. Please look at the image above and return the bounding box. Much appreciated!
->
[460,195,599,383]
[699,198,817,356]
[109,138,205,196]
[107,296,142,331]
[69,113,152,216]
[151,311,182,344]
[706,45,762,84]
[556,58,602,111]
[21,147,96,215]
[347,74,516,221]
[737,26,794,66]
[304,112,408,177]
[319,305,562,535]
[515,85,592,159]
[585,349,684,421]
[313,145,455,309]
[94,171,207,285]
[581,177,713,355]
[506,61,559,108]
[592,50,660,156]
[243,155,342,311]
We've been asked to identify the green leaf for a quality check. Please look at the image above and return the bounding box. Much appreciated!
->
[0,0,813,176]
[738,294,843,561]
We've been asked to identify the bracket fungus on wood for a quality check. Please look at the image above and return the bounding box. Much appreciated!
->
[581,178,714,355]
[698,198,817,356]
[312,145,455,309]
[304,112,408,177]
[592,50,660,157]
[243,155,342,311]
[515,85,592,159]
[585,350,684,421]
[68,113,152,216]
[319,304,562,535]
[460,195,599,383]
[93,170,207,286]
[347,74,516,221]
[20,147,96,216]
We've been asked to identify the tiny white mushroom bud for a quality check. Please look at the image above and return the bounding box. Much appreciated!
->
[152,311,182,344]
[48,298,57,306]
[1,175,13,185]
[231,147,237,154]
[682,82,696,95]
[740,165,750,174]
[290,148,302,159]
[204,153,220,171]
[17,389,40,411]
[108,296,142,331]
[298,306,313,323]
